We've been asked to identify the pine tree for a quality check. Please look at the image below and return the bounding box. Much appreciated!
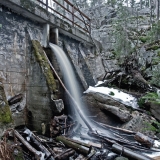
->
[130,0,136,8]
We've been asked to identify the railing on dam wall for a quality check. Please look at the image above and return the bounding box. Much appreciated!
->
[36,0,91,34]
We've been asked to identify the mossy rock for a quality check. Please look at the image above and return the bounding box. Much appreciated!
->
[32,40,57,98]
[146,40,160,51]
[0,84,12,123]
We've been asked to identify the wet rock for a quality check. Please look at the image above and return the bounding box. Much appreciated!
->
[98,103,132,122]
[122,111,156,136]
[52,99,64,113]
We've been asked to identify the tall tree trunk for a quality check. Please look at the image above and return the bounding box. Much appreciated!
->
[140,0,142,9]
[157,0,160,20]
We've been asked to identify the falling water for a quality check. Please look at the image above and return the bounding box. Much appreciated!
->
[49,43,85,120]
[49,43,113,136]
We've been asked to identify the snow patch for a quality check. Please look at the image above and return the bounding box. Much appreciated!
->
[84,86,138,109]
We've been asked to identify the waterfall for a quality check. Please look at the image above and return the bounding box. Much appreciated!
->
[49,43,86,123]
[49,43,113,135]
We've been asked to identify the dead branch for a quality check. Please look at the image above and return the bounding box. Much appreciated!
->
[55,148,75,160]
[14,130,42,159]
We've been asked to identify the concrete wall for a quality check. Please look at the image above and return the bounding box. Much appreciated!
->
[0,4,102,134]
[0,5,53,132]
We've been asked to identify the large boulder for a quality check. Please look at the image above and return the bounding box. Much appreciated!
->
[98,103,132,122]
[82,91,132,126]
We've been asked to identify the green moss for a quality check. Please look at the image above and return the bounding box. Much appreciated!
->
[141,92,160,105]
[139,36,150,43]
[157,50,160,57]
[0,85,12,123]
[148,45,160,50]
[146,40,160,51]
[109,91,115,96]
[32,40,57,97]
[138,97,146,108]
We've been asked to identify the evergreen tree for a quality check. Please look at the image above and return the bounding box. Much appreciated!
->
[130,0,136,8]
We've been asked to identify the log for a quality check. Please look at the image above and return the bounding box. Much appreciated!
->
[134,132,154,148]
[112,144,153,160]
[24,129,55,160]
[55,148,75,160]
[8,94,23,105]
[56,136,91,155]
[14,130,44,159]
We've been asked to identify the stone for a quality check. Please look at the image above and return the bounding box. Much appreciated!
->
[52,99,64,113]
[150,102,160,121]
[98,103,132,122]
[122,111,156,136]
[82,92,130,126]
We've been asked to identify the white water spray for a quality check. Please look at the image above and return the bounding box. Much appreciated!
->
[49,43,81,104]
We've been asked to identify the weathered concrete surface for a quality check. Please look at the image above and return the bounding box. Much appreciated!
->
[63,38,96,89]
[0,6,61,132]
[0,6,44,128]
[0,0,93,46]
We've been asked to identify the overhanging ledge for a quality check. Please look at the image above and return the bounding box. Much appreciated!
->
[0,0,93,46]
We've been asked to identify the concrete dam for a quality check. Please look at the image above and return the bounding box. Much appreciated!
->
[0,0,106,133]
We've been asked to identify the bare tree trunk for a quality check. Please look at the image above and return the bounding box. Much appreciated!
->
[140,0,142,9]
[157,0,160,20]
